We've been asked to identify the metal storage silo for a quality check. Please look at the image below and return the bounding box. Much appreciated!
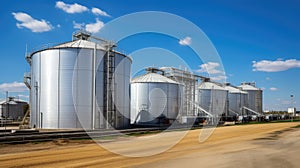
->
[0,97,28,121]
[224,83,248,115]
[238,82,263,114]
[25,31,131,129]
[130,70,183,125]
[196,79,228,117]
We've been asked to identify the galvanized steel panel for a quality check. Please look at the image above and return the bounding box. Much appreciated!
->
[130,81,183,124]
[30,52,40,128]
[29,42,131,129]
[40,50,59,128]
[59,49,77,128]
[197,82,228,116]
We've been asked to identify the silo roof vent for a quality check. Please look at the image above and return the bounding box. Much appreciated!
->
[72,30,91,41]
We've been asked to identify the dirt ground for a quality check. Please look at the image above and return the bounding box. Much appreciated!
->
[0,122,300,168]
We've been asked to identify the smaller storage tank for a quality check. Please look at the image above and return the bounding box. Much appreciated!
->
[224,83,248,115]
[238,82,263,114]
[197,79,228,117]
[130,71,183,125]
[0,97,28,121]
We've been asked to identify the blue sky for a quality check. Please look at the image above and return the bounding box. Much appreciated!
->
[0,0,299,111]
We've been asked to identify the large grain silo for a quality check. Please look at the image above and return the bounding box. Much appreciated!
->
[130,69,183,125]
[196,79,228,117]
[224,83,248,115]
[25,31,131,129]
[238,82,263,114]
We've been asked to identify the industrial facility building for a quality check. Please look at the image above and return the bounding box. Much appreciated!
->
[23,32,264,129]
[131,67,264,125]
[25,31,131,129]
[0,97,28,121]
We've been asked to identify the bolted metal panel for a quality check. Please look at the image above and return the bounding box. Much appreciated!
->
[59,49,77,128]
[225,85,249,115]
[197,82,228,116]
[39,50,59,128]
[30,52,40,128]
[130,73,183,125]
[239,83,263,114]
[73,48,93,129]
[228,92,248,115]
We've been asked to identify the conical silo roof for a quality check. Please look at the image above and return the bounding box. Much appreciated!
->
[198,81,226,90]
[53,39,106,50]
[225,84,248,94]
[131,73,179,84]
[238,82,261,91]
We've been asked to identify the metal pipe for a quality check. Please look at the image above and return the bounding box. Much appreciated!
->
[6,91,8,117]
[92,44,96,129]
[5,91,8,130]
[40,112,43,128]
[106,48,110,129]
[58,50,60,128]
[35,81,38,128]
[243,106,263,116]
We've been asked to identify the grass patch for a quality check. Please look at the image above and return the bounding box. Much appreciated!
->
[236,119,300,126]
[270,119,300,123]
[291,125,300,128]
[127,130,162,137]
[31,141,44,145]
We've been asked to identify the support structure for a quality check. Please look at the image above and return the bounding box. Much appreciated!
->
[243,106,263,116]
[160,67,207,116]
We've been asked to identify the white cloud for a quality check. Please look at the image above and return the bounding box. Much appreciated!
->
[55,1,88,14]
[197,62,223,74]
[73,19,104,33]
[85,18,104,33]
[196,62,226,82]
[12,12,52,32]
[210,75,227,81]
[270,87,278,91]
[18,94,29,99]
[92,7,110,17]
[266,77,271,80]
[0,82,28,92]
[179,36,192,46]
[253,59,300,72]
[73,21,84,29]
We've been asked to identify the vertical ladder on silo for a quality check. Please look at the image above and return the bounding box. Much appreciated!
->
[108,49,116,128]
[104,46,116,129]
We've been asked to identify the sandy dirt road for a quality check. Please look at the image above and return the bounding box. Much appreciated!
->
[0,122,299,168]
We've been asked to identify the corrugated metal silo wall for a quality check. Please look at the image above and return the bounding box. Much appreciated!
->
[255,90,263,113]
[130,82,182,124]
[228,93,240,114]
[228,93,249,115]
[0,103,27,120]
[30,47,131,129]
[246,90,262,114]
[198,89,228,116]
